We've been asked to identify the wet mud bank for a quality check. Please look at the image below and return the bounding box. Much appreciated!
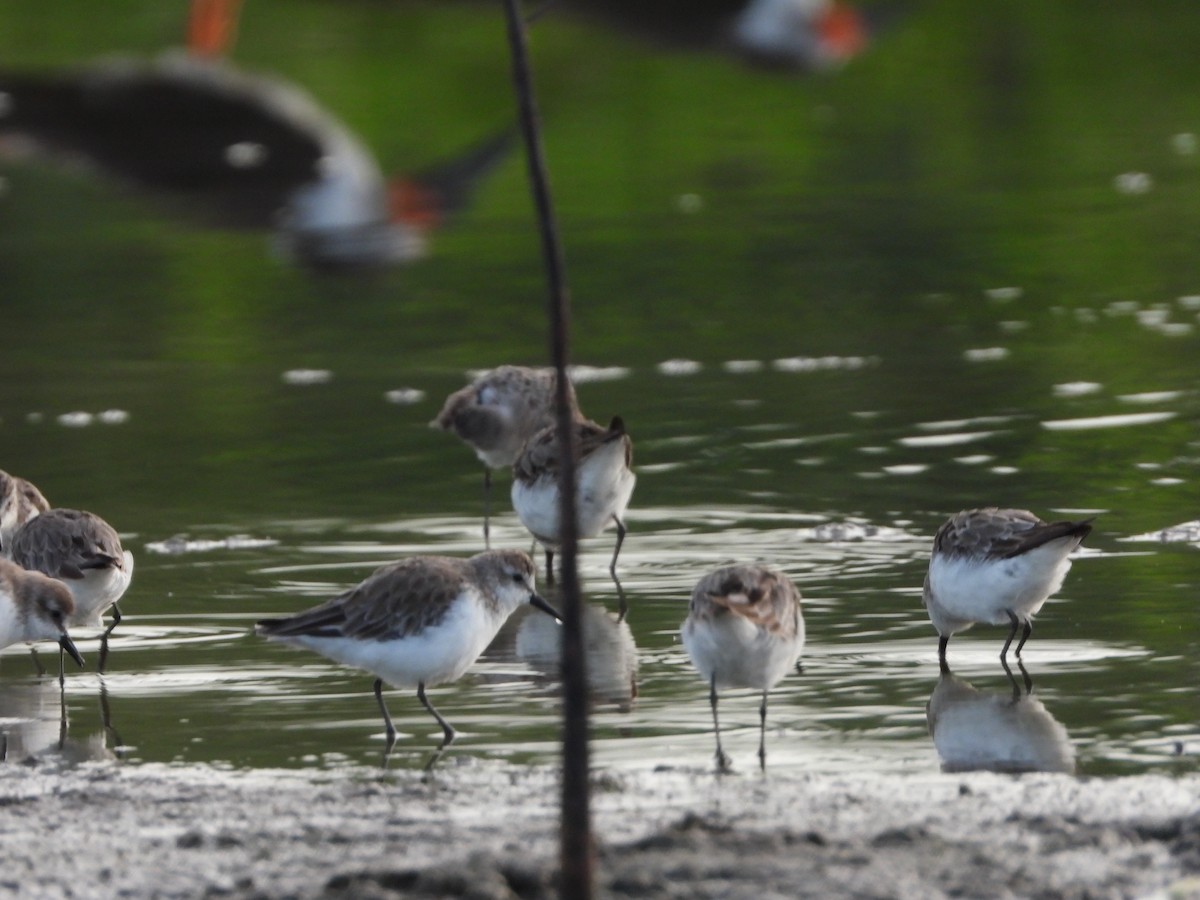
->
[0,762,1197,899]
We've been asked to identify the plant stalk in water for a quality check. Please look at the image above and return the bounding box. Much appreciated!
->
[500,1,593,896]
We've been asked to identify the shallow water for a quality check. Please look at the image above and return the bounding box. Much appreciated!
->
[1,3,1198,778]
[1,359,1196,778]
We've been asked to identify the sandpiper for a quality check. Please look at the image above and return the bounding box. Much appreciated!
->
[432,365,577,546]
[0,558,86,674]
[681,564,805,772]
[923,508,1093,670]
[511,415,635,580]
[0,469,50,556]
[7,508,135,674]
[256,549,561,768]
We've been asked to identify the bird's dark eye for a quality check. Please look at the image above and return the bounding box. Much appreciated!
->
[511,572,525,584]
[51,610,63,624]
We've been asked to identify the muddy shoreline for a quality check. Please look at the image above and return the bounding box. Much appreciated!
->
[0,760,1197,898]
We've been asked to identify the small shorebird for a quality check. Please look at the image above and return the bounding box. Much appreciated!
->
[681,564,805,772]
[6,509,135,674]
[0,469,50,556]
[511,415,636,581]
[923,508,1093,670]
[0,558,86,675]
[256,549,561,768]
[432,365,577,547]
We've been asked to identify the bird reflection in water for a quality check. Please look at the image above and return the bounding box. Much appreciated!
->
[0,676,122,766]
[926,665,1075,775]
[513,596,638,712]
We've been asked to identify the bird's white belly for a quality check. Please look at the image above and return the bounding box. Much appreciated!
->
[927,544,1074,627]
[289,596,502,689]
[512,440,635,545]
[682,614,804,691]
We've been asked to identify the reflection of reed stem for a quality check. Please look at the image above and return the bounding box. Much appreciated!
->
[499,2,592,897]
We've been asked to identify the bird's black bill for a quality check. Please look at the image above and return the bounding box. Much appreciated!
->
[59,634,85,669]
[528,592,563,622]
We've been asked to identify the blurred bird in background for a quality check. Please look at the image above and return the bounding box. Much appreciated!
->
[0,0,513,271]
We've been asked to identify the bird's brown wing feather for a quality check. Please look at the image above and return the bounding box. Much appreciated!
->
[9,509,123,580]
[257,557,468,641]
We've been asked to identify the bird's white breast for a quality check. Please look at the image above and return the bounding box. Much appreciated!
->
[926,541,1076,629]
[682,612,804,691]
[513,438,635,545]
[67,551,134,629]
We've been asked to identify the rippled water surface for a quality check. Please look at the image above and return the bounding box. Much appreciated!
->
[1,2,1198,780]
[2,358,1196,779]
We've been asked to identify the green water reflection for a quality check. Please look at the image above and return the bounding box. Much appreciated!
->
[1,2,1197,775]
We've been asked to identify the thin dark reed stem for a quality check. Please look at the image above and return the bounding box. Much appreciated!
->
[500,2,593,897]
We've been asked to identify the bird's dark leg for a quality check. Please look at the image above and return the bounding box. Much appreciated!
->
[709,674,731,773]
[609,516,627,578]
[1017,658,1033,695]
[418,681,456,772]
[1000,611,1020,665]
[938,635,950,674]
[1000,653,1035,700]
[373,678,397,765]
[29,647,46,678]
[58,675,69,750]
[1014,619,1033,658]
[99,603,123,674]
[1000,655,1021,702]
[544,548,556,584]
[757,690,769,772]
[99,678,125,757]
[482,468,492,550]
[613,571,628,623]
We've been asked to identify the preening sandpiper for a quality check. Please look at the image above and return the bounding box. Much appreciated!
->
[255,548,562,768]
[511,415,636,581]
[6,508,135,674]
[923,508,1093,670]
[432,365,577,546]
[0,557,86,675]
[681,564,805,772]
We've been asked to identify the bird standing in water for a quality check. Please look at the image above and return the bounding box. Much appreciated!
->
[432,366,577,548]
[256,549,561,769]
[6,508,134,676]
[510,415,636,585]
[923,508,1093,671]
[681,564,805,772]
